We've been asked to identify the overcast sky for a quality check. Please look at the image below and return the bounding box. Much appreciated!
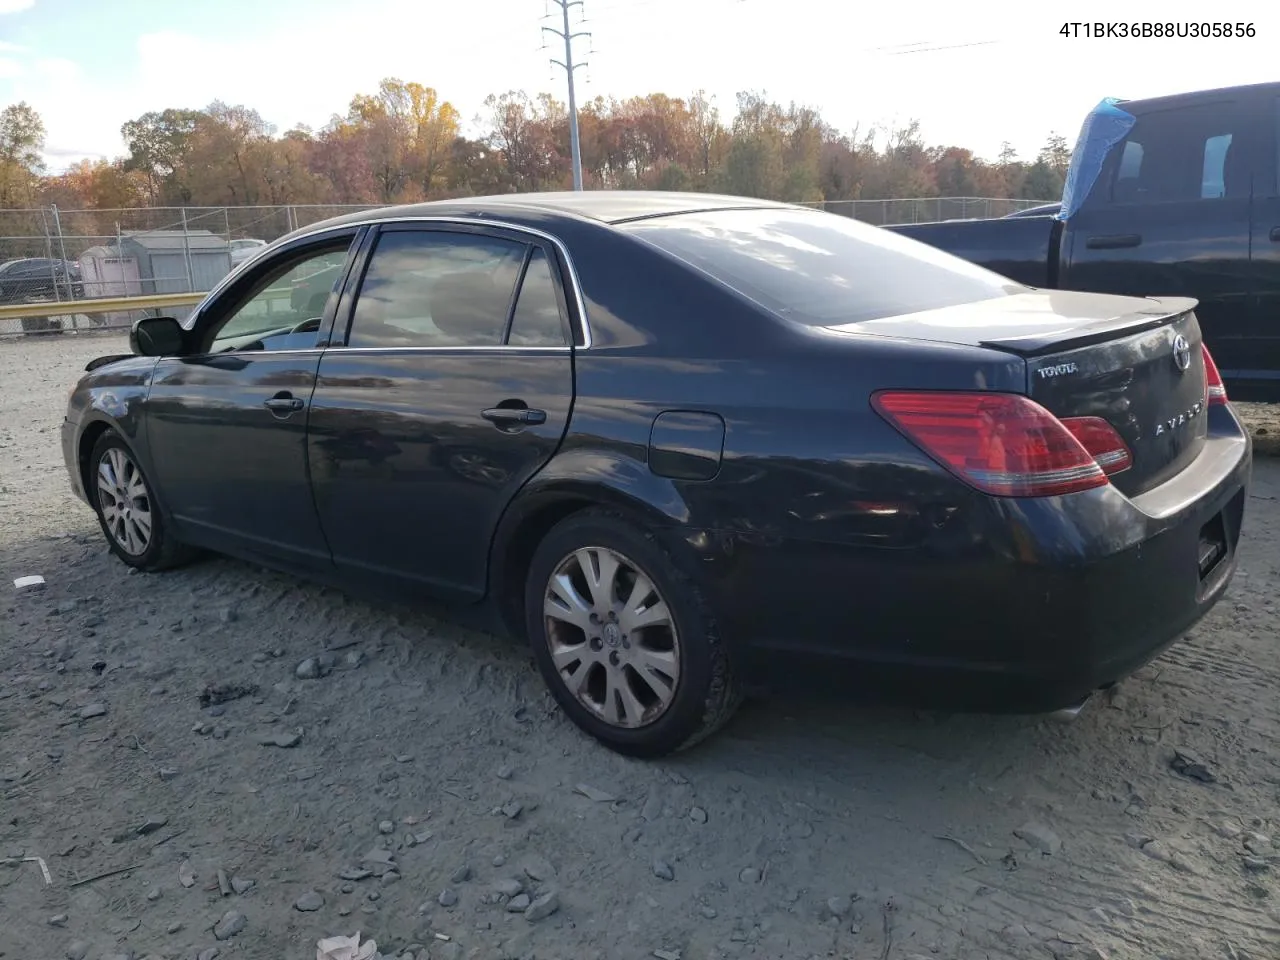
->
[1,0,1276,173]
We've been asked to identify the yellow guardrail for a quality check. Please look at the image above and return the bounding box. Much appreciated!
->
[0,291,207,322]
[0,281,310,324]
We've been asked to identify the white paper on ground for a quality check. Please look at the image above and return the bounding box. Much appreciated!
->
[316,933,379,960]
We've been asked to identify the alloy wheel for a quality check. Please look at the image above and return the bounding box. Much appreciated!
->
[96,447,153,556]
[543,546,681,729]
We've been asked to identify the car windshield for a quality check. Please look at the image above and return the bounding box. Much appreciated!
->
[620,207,1025,326]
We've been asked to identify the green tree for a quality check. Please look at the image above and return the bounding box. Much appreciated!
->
[120,108,202,204]
[1037,133,1071,176]
[1022,160,1064,200]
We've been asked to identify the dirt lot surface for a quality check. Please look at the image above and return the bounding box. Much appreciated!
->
[3,334,1279,960]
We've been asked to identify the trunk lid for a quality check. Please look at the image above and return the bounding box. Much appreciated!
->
[830,290,1208,496]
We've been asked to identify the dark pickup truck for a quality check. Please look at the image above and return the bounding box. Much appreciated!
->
[887,81,1280,401]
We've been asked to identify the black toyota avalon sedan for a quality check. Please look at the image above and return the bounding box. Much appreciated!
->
[60,192,1251,756]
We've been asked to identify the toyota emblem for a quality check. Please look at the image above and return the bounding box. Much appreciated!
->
[1172,334,1192,373]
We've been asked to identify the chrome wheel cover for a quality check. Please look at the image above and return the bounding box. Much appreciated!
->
[543,546,680,729]
[96,447,153,556]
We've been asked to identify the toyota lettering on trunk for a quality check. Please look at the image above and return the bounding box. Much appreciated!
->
[1036,361,1079,379]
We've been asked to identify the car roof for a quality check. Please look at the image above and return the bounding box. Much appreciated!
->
[1121,80,1280,113]
[296,191,797,238]
[0,257,54,270]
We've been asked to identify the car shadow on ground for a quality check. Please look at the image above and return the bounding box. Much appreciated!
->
[4,523,1086,773]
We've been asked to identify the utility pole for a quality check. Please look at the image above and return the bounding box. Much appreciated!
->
[542,0,591,191]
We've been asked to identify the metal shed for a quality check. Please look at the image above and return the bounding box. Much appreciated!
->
[78,245,143,299]
[112,229,232,295]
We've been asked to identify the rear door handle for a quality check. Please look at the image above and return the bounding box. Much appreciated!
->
[264,394,304,413]
[482,407,547,426]
[1270,227,1280,242]
[1085,234,1142,250]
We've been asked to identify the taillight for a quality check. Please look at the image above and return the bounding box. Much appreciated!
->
[1060,416,1132,476]
[871,391,1115,498]
[1202,344,1227,406]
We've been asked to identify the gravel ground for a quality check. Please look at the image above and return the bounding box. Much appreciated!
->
[3,333,1279,960]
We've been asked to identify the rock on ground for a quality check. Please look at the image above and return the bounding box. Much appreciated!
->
[2,334,1279,960]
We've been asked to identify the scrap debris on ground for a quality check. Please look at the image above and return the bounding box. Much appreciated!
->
[2,335,1279,960]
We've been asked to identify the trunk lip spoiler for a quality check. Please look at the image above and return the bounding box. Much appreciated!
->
[978,295,1199,357]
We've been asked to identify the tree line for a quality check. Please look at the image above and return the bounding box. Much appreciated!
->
[0,80,1072,214]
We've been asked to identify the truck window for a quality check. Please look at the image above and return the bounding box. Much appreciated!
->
[1107,102,1245,205]
[1116,142,1143,181]
[1202,134,1232,198]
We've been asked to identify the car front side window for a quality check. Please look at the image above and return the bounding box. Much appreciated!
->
[344,230,527,349]
[205,244,353,354]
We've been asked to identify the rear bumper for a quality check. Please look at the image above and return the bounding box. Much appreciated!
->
[687,408,1252,712]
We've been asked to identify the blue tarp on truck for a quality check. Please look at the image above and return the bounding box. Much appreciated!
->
[1057,98,1136,221]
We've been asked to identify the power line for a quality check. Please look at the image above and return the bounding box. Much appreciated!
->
[884,39,1001,55]
[541,0,592,191]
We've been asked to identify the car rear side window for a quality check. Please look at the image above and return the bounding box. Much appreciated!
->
[620,208,1021,327]
[347,231,526,349]
[506,248,567,347]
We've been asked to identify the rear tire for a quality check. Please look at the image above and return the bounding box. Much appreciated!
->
[89,430,196,571]
[524,508,742,757]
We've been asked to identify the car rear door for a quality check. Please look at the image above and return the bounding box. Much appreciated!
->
[143,228,363,567]
[306,221,578,600]
[1061,96,1256,377]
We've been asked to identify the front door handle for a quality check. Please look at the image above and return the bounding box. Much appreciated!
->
[1085,234,1142,250]
[1270,226,1280,242]
[264,393,304,414]
[482,407,547,426]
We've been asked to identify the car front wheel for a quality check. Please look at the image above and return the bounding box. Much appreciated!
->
[89,430,195,571]
[524,508,742,757]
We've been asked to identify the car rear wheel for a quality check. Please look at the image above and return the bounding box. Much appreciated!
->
[90,430,195,571]
[524,508,742,757]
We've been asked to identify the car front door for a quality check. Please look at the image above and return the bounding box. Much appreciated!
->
[143,228,363,568]
[1063,97,1256,375]
[306,221,578,599]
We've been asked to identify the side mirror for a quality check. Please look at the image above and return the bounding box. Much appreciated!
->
[130,316,186,357]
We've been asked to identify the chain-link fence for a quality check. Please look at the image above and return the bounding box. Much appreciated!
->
[0,203,380,265]
[0,204,379,336]
[0,197,1054,337]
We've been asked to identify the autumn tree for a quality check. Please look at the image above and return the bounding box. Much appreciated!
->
[24,78,1068,224]
[0,102,46,208]
[688,90,728,184]
[43,159,145,209]
[484,91,564,192]
[310,120,378,203]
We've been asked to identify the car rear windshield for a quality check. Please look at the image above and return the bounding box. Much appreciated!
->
[620,207,1025,326]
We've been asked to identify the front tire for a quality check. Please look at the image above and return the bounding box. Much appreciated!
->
[524,508,742,757]
[89,430,195,571]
